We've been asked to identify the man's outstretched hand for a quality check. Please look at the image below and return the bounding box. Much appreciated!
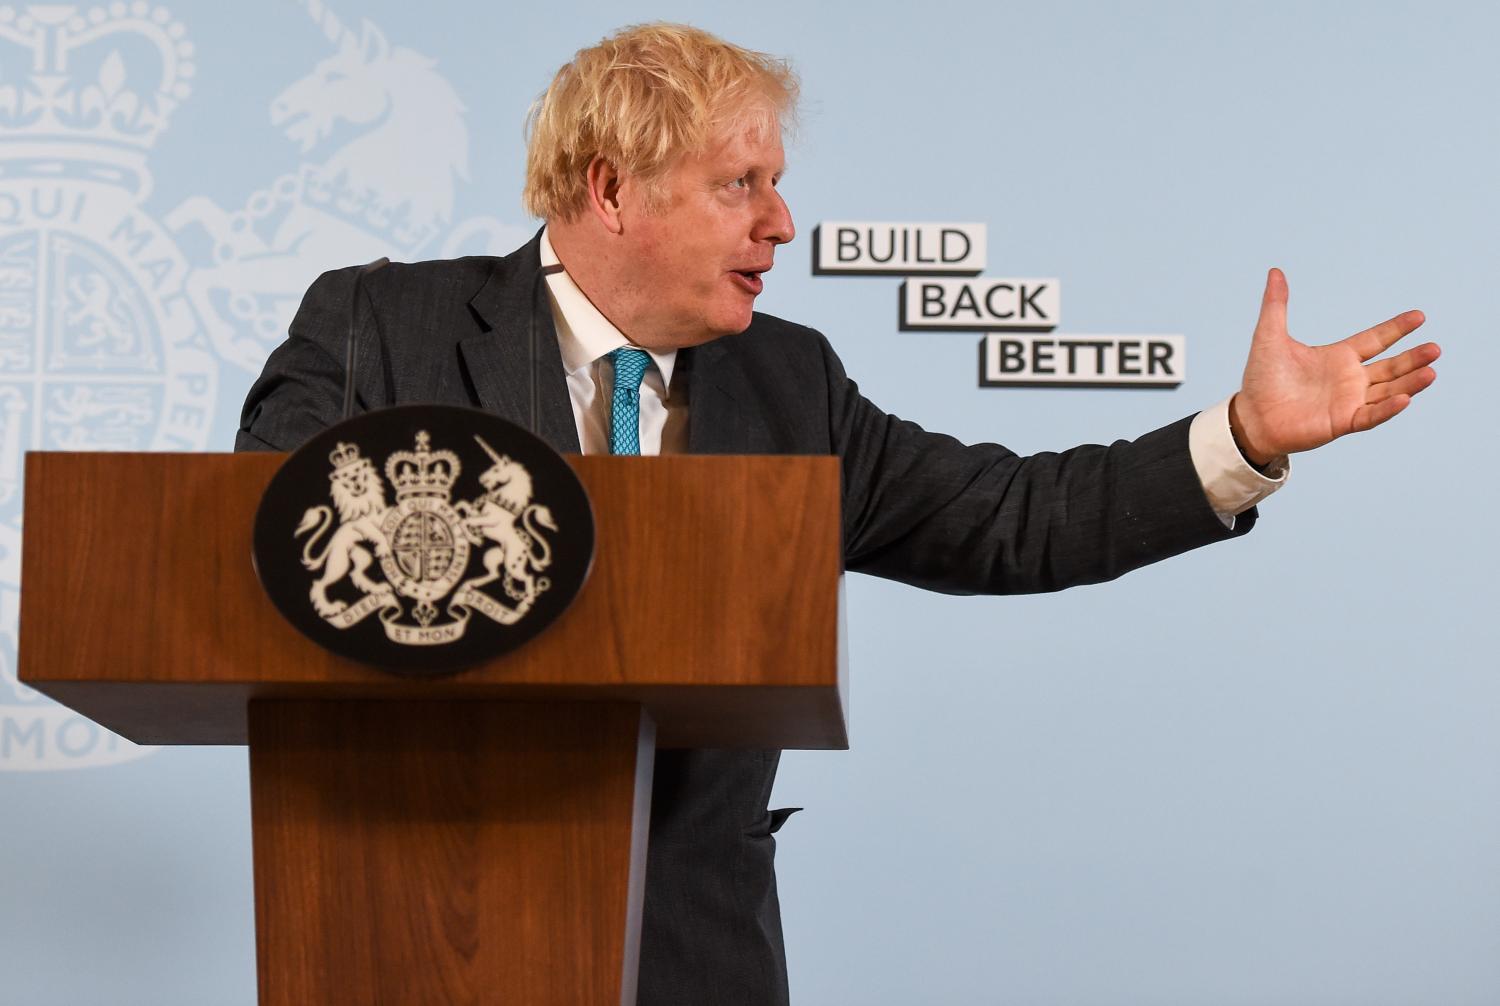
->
[1228,268,1440,467]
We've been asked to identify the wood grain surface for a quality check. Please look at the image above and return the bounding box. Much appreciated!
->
[249,700,655,1006]
[18,452,847,748]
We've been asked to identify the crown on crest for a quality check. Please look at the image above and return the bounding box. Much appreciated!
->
[0,4,194,156]
[385,431,459,500]
[328,441,362,470]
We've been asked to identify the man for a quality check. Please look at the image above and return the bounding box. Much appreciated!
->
[237,23,1439,1006]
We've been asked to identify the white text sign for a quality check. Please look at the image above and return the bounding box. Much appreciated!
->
[902,278,1060,330]
[979,334,1184,387]
[814,221,986,274]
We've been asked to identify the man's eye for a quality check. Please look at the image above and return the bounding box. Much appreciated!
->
[729,176,749,190]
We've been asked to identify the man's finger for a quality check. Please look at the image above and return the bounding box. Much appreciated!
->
[1345,310,1426,361]
[1365,341,1441,384]
[1367,366,1437,404]
[1351,394,1411,434]
[1254,267,1289,340]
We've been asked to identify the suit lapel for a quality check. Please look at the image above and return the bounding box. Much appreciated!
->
[458,233,762,457]
[459,235,582,454]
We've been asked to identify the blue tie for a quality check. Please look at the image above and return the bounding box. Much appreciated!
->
[608,347,651,455]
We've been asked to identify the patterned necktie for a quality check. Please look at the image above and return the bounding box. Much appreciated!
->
[607,347,651,455]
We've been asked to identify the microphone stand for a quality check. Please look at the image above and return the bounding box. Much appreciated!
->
[342,257,390,422]
[529,262,565,437]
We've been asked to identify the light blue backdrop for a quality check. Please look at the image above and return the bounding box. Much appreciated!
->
[1,2,1493,1003]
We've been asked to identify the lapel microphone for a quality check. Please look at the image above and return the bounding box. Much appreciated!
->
[529,262,566,438]
[341,257,391,422]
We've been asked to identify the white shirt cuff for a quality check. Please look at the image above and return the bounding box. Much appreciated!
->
[1188,396,1289,530]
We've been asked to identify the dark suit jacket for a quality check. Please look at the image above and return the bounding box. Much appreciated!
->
[237,233,1253,1005]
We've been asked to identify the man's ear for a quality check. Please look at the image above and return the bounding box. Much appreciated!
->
[584,156,625,235]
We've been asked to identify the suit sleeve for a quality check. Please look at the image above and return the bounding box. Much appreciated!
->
[235,266,389,452]
[821,334,1255,595]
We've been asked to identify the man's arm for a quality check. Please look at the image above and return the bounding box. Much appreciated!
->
[825,267,1438,597]
[822,334,1247,597]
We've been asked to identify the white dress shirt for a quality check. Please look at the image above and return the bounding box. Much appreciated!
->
[540,231,687,456]
[539,228,1286,526]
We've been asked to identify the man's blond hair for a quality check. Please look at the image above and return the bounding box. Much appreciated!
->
[524,23,799,220]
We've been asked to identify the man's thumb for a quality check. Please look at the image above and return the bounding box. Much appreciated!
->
[1255,267,1289,339]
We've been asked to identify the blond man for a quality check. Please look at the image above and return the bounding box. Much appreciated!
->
[239,23,1438,1005]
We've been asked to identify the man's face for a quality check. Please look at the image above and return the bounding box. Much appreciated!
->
[617,121,794,349]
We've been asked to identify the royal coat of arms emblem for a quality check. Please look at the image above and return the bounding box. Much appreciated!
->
[254,406,593,672]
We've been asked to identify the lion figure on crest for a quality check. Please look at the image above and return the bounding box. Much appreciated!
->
[456,440,556,607]
[296,443,392,617]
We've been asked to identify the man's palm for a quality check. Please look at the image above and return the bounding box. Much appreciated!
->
[1231,269,1439,465]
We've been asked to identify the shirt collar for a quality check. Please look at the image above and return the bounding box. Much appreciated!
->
[539,228,677,394]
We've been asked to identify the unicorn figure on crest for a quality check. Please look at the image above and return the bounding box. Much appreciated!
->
[456,436,557,609]
[167,0,525,370]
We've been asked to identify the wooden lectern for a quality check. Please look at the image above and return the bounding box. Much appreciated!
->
[18,452,847,1006]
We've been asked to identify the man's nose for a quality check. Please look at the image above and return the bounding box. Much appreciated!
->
[755,189,795,246]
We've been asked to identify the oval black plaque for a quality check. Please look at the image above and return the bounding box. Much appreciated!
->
[252,405,594,674]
